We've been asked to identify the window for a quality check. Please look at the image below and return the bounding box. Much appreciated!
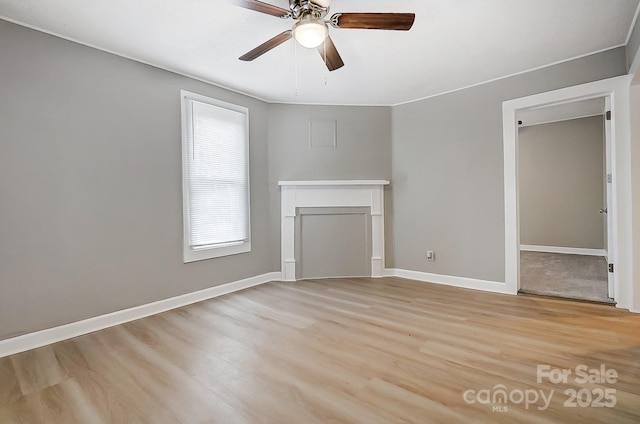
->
[181,90,250,262]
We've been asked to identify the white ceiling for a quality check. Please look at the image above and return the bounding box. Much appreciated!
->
[1,0,639,105]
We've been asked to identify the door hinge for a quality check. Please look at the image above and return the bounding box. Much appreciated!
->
[609,263,614,273]
[607,173,612,183]
[605,110,611,121]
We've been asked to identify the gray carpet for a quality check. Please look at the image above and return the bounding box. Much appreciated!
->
[520,251,614,303]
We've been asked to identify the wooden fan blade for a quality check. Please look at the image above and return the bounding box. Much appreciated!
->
[227,0,292,18]
[330,13,415,30]
[317,35,344,72]
[239,30,292,61]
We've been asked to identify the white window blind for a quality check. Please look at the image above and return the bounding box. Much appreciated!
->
[181,91,250,262]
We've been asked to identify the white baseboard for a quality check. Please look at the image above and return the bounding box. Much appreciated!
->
[0,272,281,359]
[520,245,607,257]
[384,268,511,295]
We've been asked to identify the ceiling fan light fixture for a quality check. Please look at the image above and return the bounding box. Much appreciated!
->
[293,15,328,48]
[233,0,416,72]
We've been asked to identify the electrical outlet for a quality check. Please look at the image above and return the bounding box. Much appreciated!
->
[426,250,435,261]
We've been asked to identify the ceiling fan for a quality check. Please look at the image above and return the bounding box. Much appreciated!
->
[228,0,416,71]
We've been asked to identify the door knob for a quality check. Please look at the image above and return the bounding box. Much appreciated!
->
[600,208,608,214]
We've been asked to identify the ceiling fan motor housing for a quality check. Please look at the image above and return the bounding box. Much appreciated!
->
[289,0,329,20]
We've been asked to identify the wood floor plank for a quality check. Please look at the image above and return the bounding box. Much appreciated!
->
[1,277,639,423]
[0,357,21,406]
[9,346,67,396]
[0,395,38,424]
[52,340,147,424]
[28,379,105,424]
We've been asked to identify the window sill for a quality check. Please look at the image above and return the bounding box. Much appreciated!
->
[183,241,251,263]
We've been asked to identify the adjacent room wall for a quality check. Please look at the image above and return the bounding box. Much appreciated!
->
[267,104,393,271]
[518,116,605,250]
[0,20,272,340]
[392,47,627,282]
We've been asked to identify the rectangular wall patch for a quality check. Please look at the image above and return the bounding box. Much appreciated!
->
[309,120,337,148]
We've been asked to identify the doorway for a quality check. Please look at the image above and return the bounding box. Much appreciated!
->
[516,107,612,303]
[502,75,634,310]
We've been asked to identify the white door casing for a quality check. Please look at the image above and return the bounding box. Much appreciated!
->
[604,96,615,299]
[503,75,633,310]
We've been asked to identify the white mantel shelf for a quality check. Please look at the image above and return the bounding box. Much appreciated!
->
[279,180,390,186]
[279,180,389,281]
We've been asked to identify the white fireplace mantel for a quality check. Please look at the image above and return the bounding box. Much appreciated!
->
[279,180,389,281]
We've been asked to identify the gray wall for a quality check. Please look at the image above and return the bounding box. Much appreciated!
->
[0,20,272,340]
[631,83,640,311]
[627,13,640,71]
[391,47,627,282]
[0,16,633,339]
[267,104,393,271]
[518,116,605,249]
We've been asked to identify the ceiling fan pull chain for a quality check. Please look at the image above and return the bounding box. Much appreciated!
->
[323,39,329,86]
[294,38,299,96]
[323,38,328,86]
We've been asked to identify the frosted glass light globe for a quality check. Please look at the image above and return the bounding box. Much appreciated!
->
[294,16,328,48]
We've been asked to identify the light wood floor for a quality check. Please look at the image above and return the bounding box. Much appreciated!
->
[1,277,639,423]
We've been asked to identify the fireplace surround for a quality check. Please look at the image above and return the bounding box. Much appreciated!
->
[279,180,389,281]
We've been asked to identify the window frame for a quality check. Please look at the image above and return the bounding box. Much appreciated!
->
[180,90,251,263]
